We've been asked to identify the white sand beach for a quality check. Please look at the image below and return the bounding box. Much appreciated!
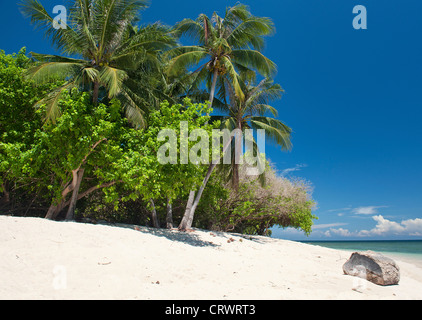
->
[1,216,422,300]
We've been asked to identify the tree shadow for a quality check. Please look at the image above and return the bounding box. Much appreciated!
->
[208,229,272,245]
[110,223,220,248]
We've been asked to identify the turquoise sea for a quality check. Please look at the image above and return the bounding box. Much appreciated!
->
[301,240,422,267]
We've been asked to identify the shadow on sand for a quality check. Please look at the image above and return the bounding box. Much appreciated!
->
[100,222,220,248]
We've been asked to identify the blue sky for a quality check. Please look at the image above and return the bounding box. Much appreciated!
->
[1,0,421,240]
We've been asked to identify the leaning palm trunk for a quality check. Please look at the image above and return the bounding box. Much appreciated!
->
[179,72,221,231]
[65,168,85,221]
[166,197,173,229]
[179,190,196,231]
[45,138,107,220]
[45,179,118,220]
[45,201,65,220]
[185,164,216,230]
[208,69,219,108]
[150,199,160,228]
[45,169,81,220]
[179,71,219,231]
[179,135,234,231]
[173,4,277,231]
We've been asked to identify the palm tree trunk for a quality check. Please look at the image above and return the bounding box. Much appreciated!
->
[45,199,66,220]
[93,81,100,105]
[179,69,220,230]
[232,160,240,192]
[45,204,59,220]
[185,164,215,230]
[180,136,234,231]
[232,119,242,191]
[209,68,219,107]
[150,199,160,228]
[1,182,10,204]
[179,190,196,231]
[166,197,173,229]
[65,169,85,221]
[45,172,79,220]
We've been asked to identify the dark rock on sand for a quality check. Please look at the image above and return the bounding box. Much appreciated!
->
[343,251,400,286]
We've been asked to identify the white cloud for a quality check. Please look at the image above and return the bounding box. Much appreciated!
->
[327,207,352,213]
[401,218,422,236]
[327,205,388,216]
[323,228,353,237]
[312,223,348,230]
[363,215,405,235]
[326,215,422,238]
[330,228,353,237]
[359,215,422,237]
[280,164,307,176]
[352,206,388,215]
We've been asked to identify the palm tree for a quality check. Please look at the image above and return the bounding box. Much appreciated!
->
[167,3,276,107]
[216,77,292,191]
[180,77,292,230]
[20,0,176,126]
[174,4,278,231]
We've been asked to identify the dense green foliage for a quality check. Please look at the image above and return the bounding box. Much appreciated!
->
[0,48,60,145]
[1,80,214,224]
[0,1,317,236]
[195,162,316,236]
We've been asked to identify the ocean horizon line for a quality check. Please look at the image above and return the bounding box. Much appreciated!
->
[296,239,422,260]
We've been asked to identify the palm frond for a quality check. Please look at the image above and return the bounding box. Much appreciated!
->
[25,61,83,83]
[19,0,80,54]
[247,104,278,117]
[173,18,206,44]
[30,52,87,64]
[37,82,75,123]
[93,0,149,60]
[226,17,275,50]
[221,56,245,102]
[166,47,208,76]
[99,66,128,98]
[225,3,251,24]
[232,49,277,78]
[118,89,147,128]
[69,0,97,55]
[245,79,284,114]
[113,23,177,69]
[73,67,100,87]
[250,117,292,151]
